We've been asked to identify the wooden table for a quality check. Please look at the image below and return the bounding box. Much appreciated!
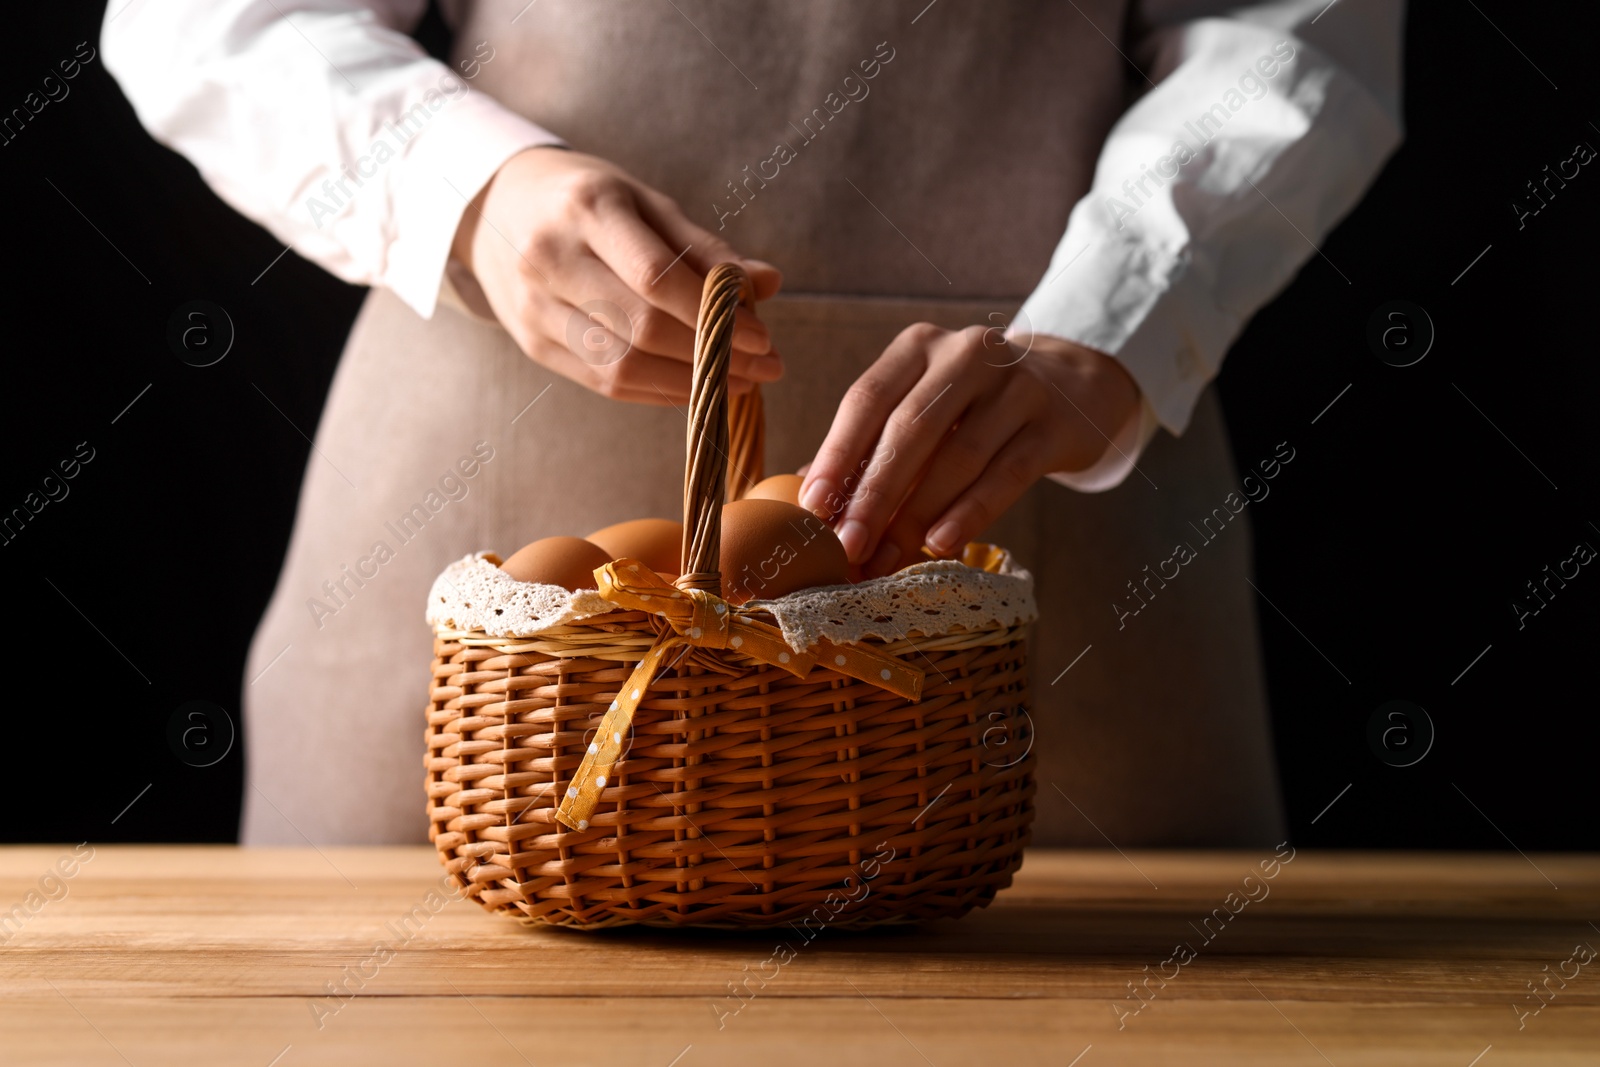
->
[1,846,1596,1065]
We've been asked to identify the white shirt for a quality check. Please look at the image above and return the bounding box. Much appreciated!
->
[101,0,1402,492]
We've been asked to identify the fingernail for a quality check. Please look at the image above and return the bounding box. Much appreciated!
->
[799,478,833,516]
[926,520,962,557]
[742,257,780,276]
[866,541,901,578]
[836,518,869,563]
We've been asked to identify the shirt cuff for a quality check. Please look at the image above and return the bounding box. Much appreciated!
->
[385,84,566,319]
[1015,218,1235,439]
[1047,394,1160,493]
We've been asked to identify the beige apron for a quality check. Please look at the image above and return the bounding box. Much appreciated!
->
[241,0,1285,847]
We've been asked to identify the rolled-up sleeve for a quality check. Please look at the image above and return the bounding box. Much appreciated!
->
[101,0,566,318]
[1022,0,1404,488]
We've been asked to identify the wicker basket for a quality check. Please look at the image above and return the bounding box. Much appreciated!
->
[424,264,1036,928]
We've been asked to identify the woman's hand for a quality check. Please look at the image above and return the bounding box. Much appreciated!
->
[450,147,783,403]
[798,325,1141,577]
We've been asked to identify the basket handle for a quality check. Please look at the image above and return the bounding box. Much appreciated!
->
[679,263,763,593]
[726,385,764,504]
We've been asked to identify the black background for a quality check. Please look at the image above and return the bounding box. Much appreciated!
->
[0,1,1593,848]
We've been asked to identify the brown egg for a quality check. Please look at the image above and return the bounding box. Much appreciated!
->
[744,473,805,506]
[500,536,612,590]
[719,498,849,604]
[587,518,683,575]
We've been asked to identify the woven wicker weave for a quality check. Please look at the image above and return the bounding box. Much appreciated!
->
[425,264,1036,928]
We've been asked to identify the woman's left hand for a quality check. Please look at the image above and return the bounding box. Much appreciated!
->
[798,324,1141,578]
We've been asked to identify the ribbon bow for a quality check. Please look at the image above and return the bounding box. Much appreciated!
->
[553,560,924,830]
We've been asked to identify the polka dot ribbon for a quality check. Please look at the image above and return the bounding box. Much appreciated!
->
[553,560,924,831]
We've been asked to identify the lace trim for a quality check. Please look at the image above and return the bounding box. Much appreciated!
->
[426,549,1036,651]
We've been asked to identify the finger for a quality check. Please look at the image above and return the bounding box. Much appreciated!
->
[521,296,763,404]
[731,345,784,387]
[797,327,934,528]
[512,269,640,372]
[592,370,766,402]
[524,303,688,403]
[825,329,990,564]
[632,191,783,353]
[636,190,785,302]
[864,435,947,579]
[598,341,770,404]
[587,206,779,368]
[545,250,696,360]
[590,191,774,356]
[735,258,784,301]
[874,378,1046,570]
[921,427,1049,560]
[545,248,783,383]
[546,341,696,404]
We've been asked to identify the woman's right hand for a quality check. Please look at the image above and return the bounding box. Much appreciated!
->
[450,147,784,403]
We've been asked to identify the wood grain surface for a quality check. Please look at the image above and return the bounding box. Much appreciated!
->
[0,846,1596,1065]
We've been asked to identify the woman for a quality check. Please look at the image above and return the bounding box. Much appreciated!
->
[103,0,1402,846]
